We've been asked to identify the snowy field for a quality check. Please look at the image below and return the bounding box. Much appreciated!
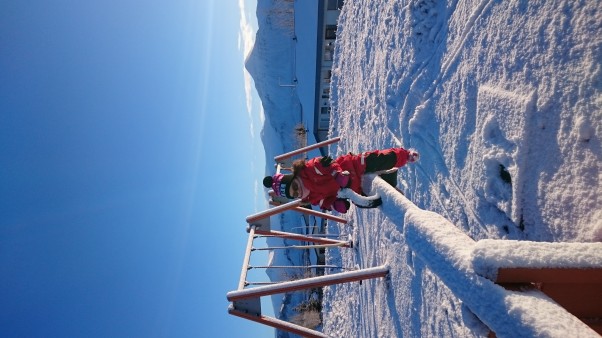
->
[322,0,601,337]
[246,0,602,337]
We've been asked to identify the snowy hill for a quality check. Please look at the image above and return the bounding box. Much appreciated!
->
[245,0,301,161]
[245,0,312,326]
[246,0,602,337]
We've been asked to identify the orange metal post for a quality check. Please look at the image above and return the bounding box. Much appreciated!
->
[292,206,348,224]
[495,267,602,334]
[246,199,303,224]
[227,265,389,301]
[228,307,329,338]
[254,228,350,247]
[274,137,341,163]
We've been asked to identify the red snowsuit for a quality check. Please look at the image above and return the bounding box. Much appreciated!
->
[297,148,410,210]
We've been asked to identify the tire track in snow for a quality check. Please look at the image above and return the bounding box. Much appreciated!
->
[421,0,495,101]
[398,0,453,116]
[414,133,489,232]
[397,0,496,232]
[400,0,494,139]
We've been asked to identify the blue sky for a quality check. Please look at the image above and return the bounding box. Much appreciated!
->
[0,0,273,336]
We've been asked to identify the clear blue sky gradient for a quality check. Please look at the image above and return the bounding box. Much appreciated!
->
[1,0,272,336]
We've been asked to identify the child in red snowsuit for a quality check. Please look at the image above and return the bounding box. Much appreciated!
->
[263,148,419,213]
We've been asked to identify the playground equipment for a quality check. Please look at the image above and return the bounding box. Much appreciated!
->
[226,137,390,337]
[226,137,601,337]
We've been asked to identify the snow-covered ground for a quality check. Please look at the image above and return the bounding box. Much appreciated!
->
[329,0,601,243]
[245,0,602,337]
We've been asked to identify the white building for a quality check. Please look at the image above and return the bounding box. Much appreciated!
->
[295,0,344,154]
[313,0,344,144]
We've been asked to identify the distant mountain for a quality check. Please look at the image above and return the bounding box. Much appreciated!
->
[245,0,303,167]
[245,2,312,335]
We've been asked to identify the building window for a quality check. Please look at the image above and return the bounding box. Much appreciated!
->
[325,25,337,40]
[322,70,332,83]
[324,42,335,61]
[319,108,331,129]
[327,0,344,10]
